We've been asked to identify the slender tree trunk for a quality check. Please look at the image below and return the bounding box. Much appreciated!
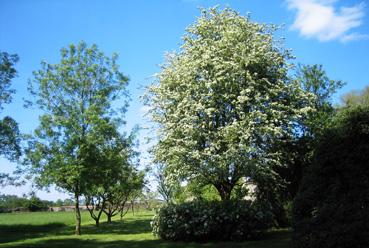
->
[107,214,112,223]
[86,203,102,227]
[75,193,81,235]
[120,200,129,221]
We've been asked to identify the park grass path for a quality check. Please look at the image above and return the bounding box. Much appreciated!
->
[0,210,291,248]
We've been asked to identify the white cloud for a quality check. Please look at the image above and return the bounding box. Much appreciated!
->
[287,0,368,42]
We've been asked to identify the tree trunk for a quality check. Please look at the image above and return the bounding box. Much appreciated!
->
[215,183,234,202]
[75,193,81,235]
[95,219,100,227]
[107,214,112,223]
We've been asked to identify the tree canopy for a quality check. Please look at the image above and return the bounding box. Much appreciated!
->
[146,8,313,201]
[0,51,21,186]
[24,41,129,234]
[0,52,19,109]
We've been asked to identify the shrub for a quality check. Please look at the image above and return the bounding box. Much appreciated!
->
[292,107,369,248]
[25,196,49,212]
[151,200,273,241]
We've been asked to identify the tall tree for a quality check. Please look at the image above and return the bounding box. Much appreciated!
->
[296,64,344,137]
[0,51,21,186]
[262,64,344,226]
[145,8,313,202]
[270,64,344,199]
[24,42,129,235]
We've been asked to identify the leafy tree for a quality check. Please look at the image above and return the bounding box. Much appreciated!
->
[84,130,144,226]
[263,64,344,227]
[145,8,312,201]
[341,85,369,107]
[284,65,343,195]
[24,192,49,212]
[0,51,21,187]
[54,199,64,207]
[0,194,28,212]
[103,167,145,223]
[293,106,369,248]
[0,193,51,212]
[0,117,21,161]
[24,41,129,235]
[0,52,19,109]
[264,64,343,224]
[296,64,344,137]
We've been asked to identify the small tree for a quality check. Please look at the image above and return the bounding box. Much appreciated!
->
[83,130,129,226]
[84,187,106,227]
[24,42,129,235]
[103,167,145,223]
[146,8,312,201]
[82,128,145,225]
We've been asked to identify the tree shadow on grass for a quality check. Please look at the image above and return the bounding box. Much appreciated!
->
[82,218,152,235]
[0,218,153,244]
[8,230,291,248]
[0,223,67,244]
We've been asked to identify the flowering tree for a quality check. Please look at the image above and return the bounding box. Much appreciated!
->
[146,8,313,201]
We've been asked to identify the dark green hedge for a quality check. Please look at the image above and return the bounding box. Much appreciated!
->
[151,200,273,241]
[293,107,369,248]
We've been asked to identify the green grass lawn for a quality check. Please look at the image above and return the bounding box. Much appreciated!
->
[0,210,291,248]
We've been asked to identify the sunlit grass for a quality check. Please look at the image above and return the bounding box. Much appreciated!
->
[0,210,291,248]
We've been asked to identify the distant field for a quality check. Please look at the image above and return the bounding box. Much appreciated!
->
[0,210,291,248]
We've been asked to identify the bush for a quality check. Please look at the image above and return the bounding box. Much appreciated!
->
[151,200,273,241]
[292,107,369,248]
[25,196,49,212]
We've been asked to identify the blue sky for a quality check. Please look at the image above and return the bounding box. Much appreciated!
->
[1,0,368,200]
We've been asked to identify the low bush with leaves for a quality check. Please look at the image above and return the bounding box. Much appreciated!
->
[151,200,273,241]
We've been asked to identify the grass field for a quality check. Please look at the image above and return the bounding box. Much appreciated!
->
[0,210,291,248]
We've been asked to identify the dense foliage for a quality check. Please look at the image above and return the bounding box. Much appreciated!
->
[151,200,273,241]
[24,41,129,235]
[146,7,313,202]
[0,51,21,187]
[83,129,145,226]
[0,194,51,212]
[264,64,344,227]
[292,107,369,248]
[0,52,19,109]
